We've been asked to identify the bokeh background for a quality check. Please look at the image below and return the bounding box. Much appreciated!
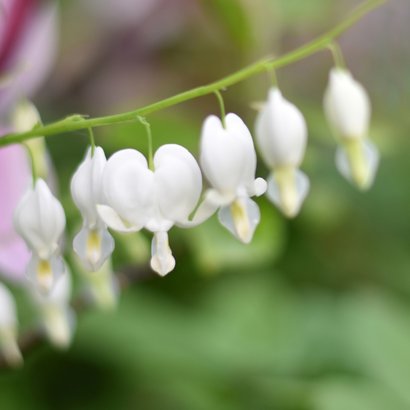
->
[1,0,410,409]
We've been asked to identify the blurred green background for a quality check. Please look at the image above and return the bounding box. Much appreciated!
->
[2,0,410,409]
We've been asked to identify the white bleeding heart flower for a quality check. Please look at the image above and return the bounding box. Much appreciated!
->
[198,113,266,243]
[97,144,202,276]
[31,267,75,349]
[255,88,309,218]
[324,68,379,190]
[71,146,114,271]
[0,282,22,367]
[13,179,66,293]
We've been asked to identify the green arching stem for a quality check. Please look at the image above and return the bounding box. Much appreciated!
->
[138,116,154,170]
[214,90,226,127]
[88,127,96,156]
[327,42,346,69]
[0,0,385,148]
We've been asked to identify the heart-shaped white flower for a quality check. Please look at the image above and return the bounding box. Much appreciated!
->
[195,113,266,243]
[98,144,202,276]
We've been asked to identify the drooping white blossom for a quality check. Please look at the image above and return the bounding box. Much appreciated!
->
[31,267,75,349]
[324,68,379,190]
[0,282,22,367]
[196,113,266,243]
[14,179,66,293]
[71,146,114,271]
[98,144,202,276]
[255,88,309,218]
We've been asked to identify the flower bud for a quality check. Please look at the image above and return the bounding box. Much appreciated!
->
[255,88,309,217]
[324,68,379,190]
[14,179,66,293]
[0,282,22,367]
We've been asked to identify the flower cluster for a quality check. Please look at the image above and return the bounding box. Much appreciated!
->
[0,59,379,364]
[13,65,377,284]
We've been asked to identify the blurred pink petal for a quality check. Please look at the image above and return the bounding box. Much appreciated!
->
[0,0,58,115]
[0,127,31,282]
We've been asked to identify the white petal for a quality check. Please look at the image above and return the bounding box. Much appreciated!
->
[11,100,41,132]
[103,149,154,228]
[200,114,257,195]
[71,146,107,227]
[225,113,259,189]
[30,266,74,348]
[26,253,66,294]
[0,283,22,367]
[248,177,267,197]
[218,197,260,244]
[31,266,71,305]
[42,305,75,349]
[336,139,379,190]
[154,144,202,223]
[266,168,309,218]
[0,327,23,367]
[83,260,119,311]
[73,226,115,271]
[14,179,65,258]
[150,232,175,276]
[177,189,222,228]
[96,204,141,232]
[255,88,307,168]
[0,283,18,328]
[324,68,370,139]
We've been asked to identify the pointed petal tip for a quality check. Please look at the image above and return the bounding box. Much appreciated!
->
[336,140,379,191]
[267,169,309,219]
[150,232,176,276]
